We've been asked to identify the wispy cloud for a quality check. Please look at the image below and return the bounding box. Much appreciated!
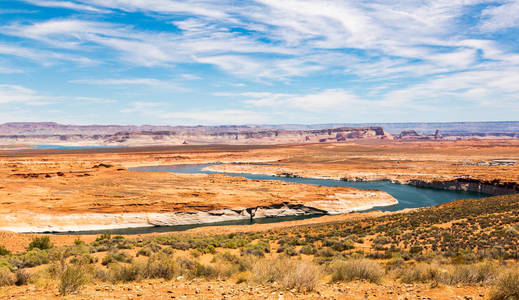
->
[160,109,271,125]
[71,78,167,86]
[1,0,518,124]
[181,74,202,80]
[21,0,110,13]
[0,84,57,106]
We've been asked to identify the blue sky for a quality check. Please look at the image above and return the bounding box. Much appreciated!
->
[0,0,518,125]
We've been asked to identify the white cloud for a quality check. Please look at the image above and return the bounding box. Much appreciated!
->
[71,78,166,86]
[160,109,271,125]
[22,0,109,13]
[73,96,115,103]
[0,84,57,106]
[480,1,519,32]
[181,74,202,80]
[0,43,94,65]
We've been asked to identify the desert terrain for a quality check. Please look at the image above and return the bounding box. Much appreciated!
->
[0,138,518,299]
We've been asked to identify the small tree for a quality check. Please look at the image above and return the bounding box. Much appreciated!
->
[0,245,10,256]
[27,236,53,251]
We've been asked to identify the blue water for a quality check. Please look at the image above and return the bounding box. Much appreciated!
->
[53,163,489,235]
[130,163,489,212]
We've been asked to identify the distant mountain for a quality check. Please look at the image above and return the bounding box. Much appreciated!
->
[0,122,260,135]
[0,123,389,146]
[262,121,519,135]
[2,121,518,135]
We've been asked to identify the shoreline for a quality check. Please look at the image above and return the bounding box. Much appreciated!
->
[0,195,398,233]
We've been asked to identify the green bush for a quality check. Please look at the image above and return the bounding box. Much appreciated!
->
[27,236,53,251]
[21,248,50,268]
[0,245,10,256]
[101,251,132,266]
[329,259,383,284]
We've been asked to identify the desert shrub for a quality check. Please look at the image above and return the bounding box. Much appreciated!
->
[447,261,498,285]
[329,259,383,284]
[93,267,109,282]
[323,239,354,251]
[192,263,220,279]
[316,247,336,257]
[27,236,53,251]
[284,246,298,257]
[385,256,404,272]
[251,257,320,292]
[0,245,10,256]
[101,251,132,266]
[489,269,519,300]
[241,241,270,257]
[96,233,111,242]
[19,248,49,268]
[70,253,96,265]
[251,258,285,284]
[59,264,89,295]
[108,263,143,283]
[143,253,177,280]
[0,267,14,286]
[136,247,152,257]
[280,260,321,292]
[300,245,316,255]
[401,263,440,284]
[14,269,31,286]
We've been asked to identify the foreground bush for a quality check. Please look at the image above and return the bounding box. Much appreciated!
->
[280,260,321,292]
[448,261,498,285]
[330,259,383,284]
[143,253,177,280]
[401,263,441,284]
[59,265,89,295]
[490,269,519,300]
[0,267,14,286]
[251,258,321,292]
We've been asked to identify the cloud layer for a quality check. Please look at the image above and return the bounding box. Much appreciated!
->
[0,0,518,124]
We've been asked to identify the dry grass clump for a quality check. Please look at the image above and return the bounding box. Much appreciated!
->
[59,264,90,295]
[251,257,321,292]
[448,261,498,285]
[0,266,15,286]
[400,263,441,284]
[142,253,177,280]
[330,258,383,284]
[490,269,519,300]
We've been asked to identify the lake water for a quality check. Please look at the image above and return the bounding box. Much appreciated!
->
[130,163,488,212]
[54,163,488,235]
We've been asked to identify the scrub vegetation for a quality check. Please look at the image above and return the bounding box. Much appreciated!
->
[0,193,518,296]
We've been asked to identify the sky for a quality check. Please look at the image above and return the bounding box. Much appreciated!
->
[0,0,518,125]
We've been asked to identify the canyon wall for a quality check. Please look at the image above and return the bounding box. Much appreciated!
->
[407,178,519,195]
[0,126,389,146]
